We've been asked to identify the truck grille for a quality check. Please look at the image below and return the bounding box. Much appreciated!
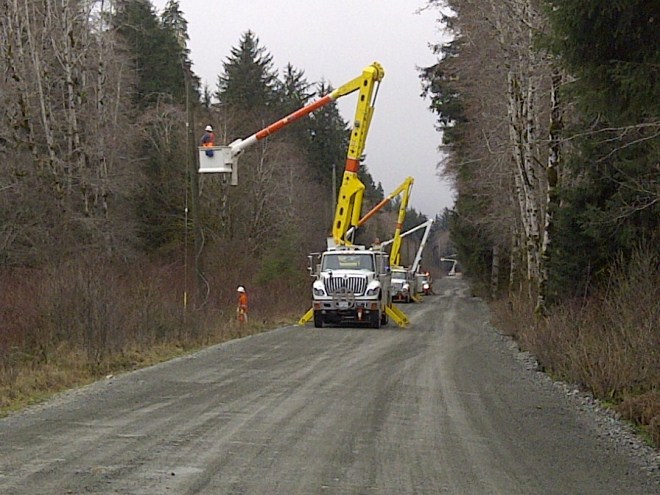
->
[324,276,367,296]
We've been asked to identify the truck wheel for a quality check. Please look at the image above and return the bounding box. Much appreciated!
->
[313,311,323,328]
[380,310,388,326]
[371,311,381,329]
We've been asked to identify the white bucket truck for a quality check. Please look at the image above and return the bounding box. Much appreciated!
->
[308,245,391,328]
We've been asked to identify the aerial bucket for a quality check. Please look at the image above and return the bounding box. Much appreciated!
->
[198,146,238,185]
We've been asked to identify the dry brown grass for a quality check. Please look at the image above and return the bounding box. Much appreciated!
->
[619,391,660,446]
[491,248,659,446]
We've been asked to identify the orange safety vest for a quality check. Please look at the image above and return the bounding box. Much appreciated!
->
[201,132,215,147]
[237,292,248,323]
[238,292,248,310]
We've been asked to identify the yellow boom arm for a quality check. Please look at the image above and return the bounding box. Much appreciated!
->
[387,177,414,266]
[330,62,385,246]
[345,176,414,265]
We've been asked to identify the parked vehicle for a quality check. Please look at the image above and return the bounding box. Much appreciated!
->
[415,272,432,296]
[391,268,413,303]
[307,246,391,328]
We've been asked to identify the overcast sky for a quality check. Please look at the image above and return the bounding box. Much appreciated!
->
[152,0,454,217]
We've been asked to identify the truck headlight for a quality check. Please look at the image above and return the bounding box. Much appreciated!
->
[313,287,326,296]
[403,283,410,292]
[366,287,380,297]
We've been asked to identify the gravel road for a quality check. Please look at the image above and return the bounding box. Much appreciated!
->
[1,278,657,494]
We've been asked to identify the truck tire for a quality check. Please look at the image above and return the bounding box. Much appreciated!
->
[371,311,381,329]
[380,310,388,326]
[313,311,323,328]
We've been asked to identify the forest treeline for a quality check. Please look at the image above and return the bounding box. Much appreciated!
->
[420,0,658,443]
[0,0,436,410]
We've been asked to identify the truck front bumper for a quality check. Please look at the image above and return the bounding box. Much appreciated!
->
[313,299,380,322]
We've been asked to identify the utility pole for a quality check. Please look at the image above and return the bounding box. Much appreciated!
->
[183,62,206,307]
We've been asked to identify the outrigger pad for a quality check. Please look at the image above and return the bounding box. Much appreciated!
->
[386,304,409,328]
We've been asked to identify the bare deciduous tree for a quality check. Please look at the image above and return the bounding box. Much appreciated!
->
[427,0,563,308]
[0,0,140,264]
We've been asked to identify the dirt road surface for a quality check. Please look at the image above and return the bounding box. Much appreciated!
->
[1,278,657,494]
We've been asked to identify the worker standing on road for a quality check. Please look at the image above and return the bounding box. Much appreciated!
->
[236,286,248,324]
[200,125,215,156]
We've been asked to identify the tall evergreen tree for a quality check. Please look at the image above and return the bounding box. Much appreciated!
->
[111,1,195,252]
[305,80,350,186]
[543,0,660,298]
[160,0,200,97]
[216,30,279,133]
[419,10,496,289]
[271,63,315,150]
[113,0,186,107]
[278,63,314,115]
[161,0,188,52]
[420,35,467,148]
[544,0,659,123]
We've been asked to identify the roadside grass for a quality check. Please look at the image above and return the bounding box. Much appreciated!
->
[0,323,260,417]
[491,249,659,447]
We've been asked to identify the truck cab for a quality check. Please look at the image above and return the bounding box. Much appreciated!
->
[414,272,432,296]
[308,246,391,328]
[391,267,413,303]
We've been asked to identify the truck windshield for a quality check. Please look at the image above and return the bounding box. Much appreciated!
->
[392,271,407,281]
[322,253,374,271]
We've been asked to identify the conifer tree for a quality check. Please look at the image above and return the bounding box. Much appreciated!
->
[545,0,658,123]
[111,0,194,253]
[303,81,349,187]
[113,0,186,106]
[278,63,314,115]
[543,0,660,298]
[161,0,189,52]
[273,63,315,152]
[216,31,279,133]
[419,12,496,291]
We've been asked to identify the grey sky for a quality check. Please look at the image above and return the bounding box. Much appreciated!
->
[152,0,454,217]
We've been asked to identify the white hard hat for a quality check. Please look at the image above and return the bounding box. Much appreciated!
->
[205,125,213,132]
[237,286,245,292]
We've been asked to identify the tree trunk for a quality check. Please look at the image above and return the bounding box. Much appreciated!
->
[22,0,59,176]
[496,0,545,302]
[536,67,563,315]
[491,244,500,300]
[508,228,520,296]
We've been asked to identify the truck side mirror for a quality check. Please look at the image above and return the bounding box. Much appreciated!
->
[307,254,320,277]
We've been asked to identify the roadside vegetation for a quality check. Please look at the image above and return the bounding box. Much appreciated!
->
[0,254,307,415]
[421,0,658,446]
[491,248,659,446]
